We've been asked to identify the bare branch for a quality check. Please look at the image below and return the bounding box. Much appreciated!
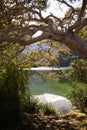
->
[0,33,48,46]
[68,0,87,32]
[56,0,74,10]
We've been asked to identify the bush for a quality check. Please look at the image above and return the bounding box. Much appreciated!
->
[21,95,43,113]
[70,82,87,114]
[42,103,57,115]
[69,59,87,113]
[0,50,28,124]
[69,59,87,83]
[21,94,57,115]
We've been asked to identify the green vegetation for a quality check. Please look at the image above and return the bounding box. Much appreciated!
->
[79,26,87,39]
[0,0,87,129]
[70,83,87,114]
[0,45,58,125]
[69,59,87,83]
[22,95,42,113]
[0,47,86,130]
[20,47,60,68]
[0,46,29,124]
[42,103,57,115]
[68,59,87,114]
[21,93,57,115]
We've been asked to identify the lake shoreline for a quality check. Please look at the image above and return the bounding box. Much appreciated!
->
[23,66,72,71]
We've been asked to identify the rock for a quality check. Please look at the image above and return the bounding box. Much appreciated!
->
[34,93,73,114]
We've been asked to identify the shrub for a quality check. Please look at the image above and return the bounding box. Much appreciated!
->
[69,59,87,113]
[42,103,57,115]
[21,95,43,113]
[0,50,28,124]
[69,59,87,83]
[21,94,57,115]
[70,82,87,114]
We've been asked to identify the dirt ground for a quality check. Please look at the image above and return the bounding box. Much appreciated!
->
[0,110,87,130]
[21,111,87,130]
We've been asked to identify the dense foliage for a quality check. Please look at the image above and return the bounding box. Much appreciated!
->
[70,83,87,114]
[69,59,87,83]
[0,46,29,124]
[69,59,87,114]
[20,49,60,67]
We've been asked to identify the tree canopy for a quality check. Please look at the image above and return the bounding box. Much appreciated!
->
[0,0,87,59]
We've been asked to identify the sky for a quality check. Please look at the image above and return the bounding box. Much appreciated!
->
[42,0,67,18]
[42,0,82,18]
[23,0,82,52]
[32,0,82,38]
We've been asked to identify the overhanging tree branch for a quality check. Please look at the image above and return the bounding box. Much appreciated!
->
[0,0,87,59]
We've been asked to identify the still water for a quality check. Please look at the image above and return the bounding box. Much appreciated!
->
[26,67,72,96]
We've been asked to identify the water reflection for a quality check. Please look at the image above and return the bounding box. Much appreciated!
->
[26,67,72,96]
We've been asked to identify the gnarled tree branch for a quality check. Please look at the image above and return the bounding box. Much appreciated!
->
[0,0,87,59]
